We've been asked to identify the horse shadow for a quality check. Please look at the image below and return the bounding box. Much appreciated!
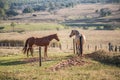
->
[0,60,26,66]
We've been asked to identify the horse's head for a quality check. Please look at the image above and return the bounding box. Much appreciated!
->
[54,34,60,41]
[69,30,79,37]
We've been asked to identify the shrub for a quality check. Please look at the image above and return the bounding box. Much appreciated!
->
[99,8,112,17]
[0,26,4,30]
[23,7,34,13]
[6,9,18,17]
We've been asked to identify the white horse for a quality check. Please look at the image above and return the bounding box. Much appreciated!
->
[69,30,86,56]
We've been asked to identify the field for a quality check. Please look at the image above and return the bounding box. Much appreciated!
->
[0,28,120,80]
[0,3,120,80]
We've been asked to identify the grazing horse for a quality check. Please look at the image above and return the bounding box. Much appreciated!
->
[23,34,60,58]
[69,30,86,56]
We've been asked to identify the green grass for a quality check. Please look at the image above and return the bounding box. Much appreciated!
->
[0,23,65,32]
[0,51,120,80]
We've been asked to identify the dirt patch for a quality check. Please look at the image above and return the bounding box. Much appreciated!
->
[23,57,40,63]
[48,56,90,71]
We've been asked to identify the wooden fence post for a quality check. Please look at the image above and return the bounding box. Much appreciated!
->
[114,45,117,52]
[88,44,89,50]
[119,46,120,52]
[95,45,97,51]
[73,39,75,54]
[39,47,42,66]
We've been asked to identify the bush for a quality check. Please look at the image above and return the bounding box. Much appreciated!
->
[100,8,112,17]
[0,26,4,30]
[103,25,116,30]
[23,7,34,13]
[83,26,89,30]
[6,9,18,17]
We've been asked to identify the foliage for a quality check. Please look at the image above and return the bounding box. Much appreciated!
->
[99,8,112,17]
[6,9,18,17]
[0,0,9,19]
[103,24,116,30]
[23,7,34,13]
[10,22,16,32]
[0,26,4,30]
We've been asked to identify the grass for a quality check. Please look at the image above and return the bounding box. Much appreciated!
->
[0,50,120,80]
[0,23,65,32]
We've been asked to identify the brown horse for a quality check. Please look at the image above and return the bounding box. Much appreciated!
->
[23,34,60,58]
[69,30,86,56]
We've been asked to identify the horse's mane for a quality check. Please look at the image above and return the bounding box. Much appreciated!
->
[36,34,56,39]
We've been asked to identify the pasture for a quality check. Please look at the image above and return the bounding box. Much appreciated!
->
[0,27,120,80]
[0,3,120,80]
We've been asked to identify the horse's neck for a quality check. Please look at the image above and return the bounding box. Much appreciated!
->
[48,36,54,41]
[75,34,81,37]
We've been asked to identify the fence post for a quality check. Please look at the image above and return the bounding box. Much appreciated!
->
[39,47,42,66]
[100,44,102,49]
[119,46,120,52]
[73,39,75,54]
[95,45,97,51]
[115,45,117,52]
[88,44,89,50]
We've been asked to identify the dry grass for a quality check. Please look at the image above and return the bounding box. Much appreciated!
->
[0,3,120,80]
[0,28,120,53]
[4,3,119,23]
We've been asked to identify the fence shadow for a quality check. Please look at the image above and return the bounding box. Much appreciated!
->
[0,60,27,66]
[0,57,40,66]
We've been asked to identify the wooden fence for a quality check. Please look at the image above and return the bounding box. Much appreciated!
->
[0,41,120,53]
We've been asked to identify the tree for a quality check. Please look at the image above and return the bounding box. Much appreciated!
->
[6,9,18,17]
[23,7,34,13]
[0,0,9,19]
[10,22,16,32]
[99,8,112,17]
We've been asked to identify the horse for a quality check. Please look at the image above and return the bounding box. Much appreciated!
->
[23,34,60,58]
[69,30,86,56]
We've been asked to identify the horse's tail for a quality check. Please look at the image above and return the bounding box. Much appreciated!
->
[23,39,29,54]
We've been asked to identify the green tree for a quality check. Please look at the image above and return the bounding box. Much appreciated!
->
[0,0,9,19]
[10,22,16,32]
[6,9,18,17]
[23,7,34,13]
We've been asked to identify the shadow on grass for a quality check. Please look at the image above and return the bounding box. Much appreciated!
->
[0,57,41,66]
[86,50,120,67]
[0,60,28,66]
[0,57,62,66]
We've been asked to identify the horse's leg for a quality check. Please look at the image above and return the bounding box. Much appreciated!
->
[44,46,48,59]
[30,47,34,57]
[27,47,30,57]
